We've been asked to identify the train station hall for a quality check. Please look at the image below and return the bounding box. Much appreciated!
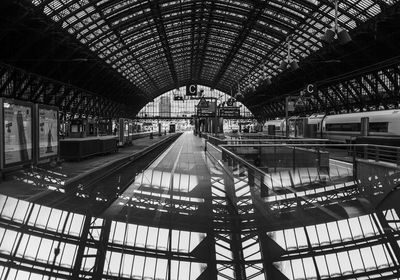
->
[1,0,400,279]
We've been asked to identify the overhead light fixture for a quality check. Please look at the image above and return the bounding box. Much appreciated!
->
[337,29,352,44]
[235,83,244,100]
[279,60,288,71]
[322,0,352,45]
[279,37,299,71]
[290,61,299,71]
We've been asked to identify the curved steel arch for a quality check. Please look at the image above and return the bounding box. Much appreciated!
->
[23,0,394,114]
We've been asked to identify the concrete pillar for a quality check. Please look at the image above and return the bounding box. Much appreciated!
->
[361,117,369,137]
[219,117,224,134]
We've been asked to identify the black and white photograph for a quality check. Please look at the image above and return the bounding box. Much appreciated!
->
[0,0,399,279]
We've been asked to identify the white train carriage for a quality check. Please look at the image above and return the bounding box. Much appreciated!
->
[321,109,400,143]
[308,113,325,131]
[263,119,285,135]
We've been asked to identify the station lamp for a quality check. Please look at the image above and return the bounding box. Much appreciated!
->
[235,83,244,100]
[279,37,299,71]
[321,0,352,44]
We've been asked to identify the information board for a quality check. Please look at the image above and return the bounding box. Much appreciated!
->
[38,107,58,158]
[219,107,240,117]
[3,101,32,165]
[197,100,216,117]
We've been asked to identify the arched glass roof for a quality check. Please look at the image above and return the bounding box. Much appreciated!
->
[28,0,395,101]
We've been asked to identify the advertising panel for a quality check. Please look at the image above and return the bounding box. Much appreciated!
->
[124,120,129,137]
[3,101,32,165]
[38,107,58,159]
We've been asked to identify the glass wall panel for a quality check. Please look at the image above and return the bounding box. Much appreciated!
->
[137,85,253,118]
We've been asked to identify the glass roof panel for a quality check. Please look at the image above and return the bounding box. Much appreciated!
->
[29,0,396,101]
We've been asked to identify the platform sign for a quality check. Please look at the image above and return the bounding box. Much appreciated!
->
[306,84,315,95]
[3,100,33,166]
[197,97,209,109]
[186,84,197,96]
[287,101,295,112]
[295,98,306,107]
[226,98,235,106]
[219,107,240,117]
[197,99,216,117]
[38,107,58,159]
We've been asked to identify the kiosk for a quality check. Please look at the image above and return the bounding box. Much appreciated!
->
[69,119,85,138]
[60,117,117,160]
[118,118,133,146]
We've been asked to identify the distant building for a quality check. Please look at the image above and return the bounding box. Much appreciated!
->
[159,96,171,117]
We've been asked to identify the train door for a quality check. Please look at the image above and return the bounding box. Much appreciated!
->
[169,123,176,133]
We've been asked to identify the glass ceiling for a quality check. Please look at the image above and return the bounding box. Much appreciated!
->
[29,0,396,98]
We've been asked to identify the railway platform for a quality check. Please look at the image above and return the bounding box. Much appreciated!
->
[0,133,177,203]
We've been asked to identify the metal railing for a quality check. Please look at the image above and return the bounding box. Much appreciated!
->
[209,143,347,224]
[224,132,287,139]
[352,144,400,165]
[204,134,329,147]
[205,132,400,166]
[205,139,400,222]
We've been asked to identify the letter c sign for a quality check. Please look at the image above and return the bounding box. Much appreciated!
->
[306,84,315,94]
[186,84,197,96]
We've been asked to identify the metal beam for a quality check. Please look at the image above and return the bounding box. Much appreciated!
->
[195,0,216,81]
[16,74,35,99]
[147,0,179,88]
[0,70,16,96]
[212,3,264,88]
[93,219,112,279]
[72,214,93,279]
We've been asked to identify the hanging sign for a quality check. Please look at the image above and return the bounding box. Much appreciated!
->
[219,107,240,117]
[186,84,197,96]
[197,97,209,108]
[287,101,295,112]
[306,84,315,95]
[197,98,216,117]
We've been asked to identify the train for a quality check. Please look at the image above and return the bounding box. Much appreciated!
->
[263,109,400,143]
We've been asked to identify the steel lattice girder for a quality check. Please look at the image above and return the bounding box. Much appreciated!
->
[0,63,134,118]
[255,63,400,120]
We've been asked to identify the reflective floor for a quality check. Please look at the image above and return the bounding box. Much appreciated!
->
[1,132,400,279]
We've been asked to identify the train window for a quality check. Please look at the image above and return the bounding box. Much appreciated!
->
[326,124,342,131]
[326,123,360,131]
[369,122,388,132]
[341,123,361,131]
